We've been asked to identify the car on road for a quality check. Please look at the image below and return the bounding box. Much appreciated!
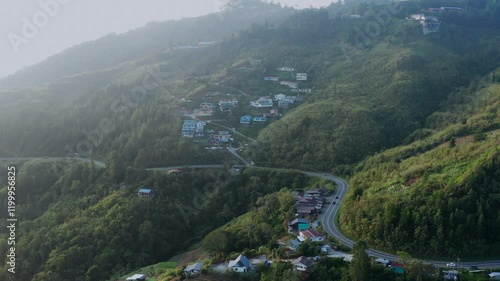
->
[446,262,456,267]
[335,196,339,199]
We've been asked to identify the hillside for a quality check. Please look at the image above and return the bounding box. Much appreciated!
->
[1,1,499,171]
[0,162,313,281]
[340,68,500,257]
[0,0,499,280]
[245,10,500,170]
[0,0,294,90]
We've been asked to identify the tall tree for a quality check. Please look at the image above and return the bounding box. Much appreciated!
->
[349,241,371,281]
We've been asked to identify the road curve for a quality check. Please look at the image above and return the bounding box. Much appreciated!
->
[3,156,500,268]
[314,171,500,269]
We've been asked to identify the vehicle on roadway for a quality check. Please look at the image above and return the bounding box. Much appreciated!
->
[446,262,456,267]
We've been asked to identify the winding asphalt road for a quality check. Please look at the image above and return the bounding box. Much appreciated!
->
[313,172,500,269]
[3,155,500,269]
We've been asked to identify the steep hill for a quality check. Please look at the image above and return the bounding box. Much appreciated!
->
[2,1,498,172]
[0,0,293,90]
[340,68,500,257]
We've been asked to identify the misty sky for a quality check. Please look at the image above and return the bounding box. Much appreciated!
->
[0,0,333,78]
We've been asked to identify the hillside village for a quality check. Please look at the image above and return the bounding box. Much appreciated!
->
[177,60,312,149]
[2,0,499,280]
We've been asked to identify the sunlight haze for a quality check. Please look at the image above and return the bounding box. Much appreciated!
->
[0,0,333,78]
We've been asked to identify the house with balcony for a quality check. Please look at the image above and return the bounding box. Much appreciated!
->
[251,97,273,108]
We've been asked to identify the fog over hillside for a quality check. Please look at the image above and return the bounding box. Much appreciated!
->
[0,0,333,78]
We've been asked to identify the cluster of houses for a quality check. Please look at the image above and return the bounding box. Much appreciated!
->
[181,120,207,138]
[242,92,302,125]
[249,93,302,110]
[408,13,440,34]
[189,99,239,117]
[294,189,327,216]
[181,120,233,144]
[264,66,311,91]
[221,253,317,273]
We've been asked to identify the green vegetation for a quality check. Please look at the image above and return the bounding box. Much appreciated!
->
[340,69,500,257]
[0,161,312,281]
[0,0,499,280]
[202,188,296,258]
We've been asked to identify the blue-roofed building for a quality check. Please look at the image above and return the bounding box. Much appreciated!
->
[228,254,251,272]
[240,115,253,125]
[137,188,153,197]
[182,120,197,130]
[288,218,310,233]
[184,262,204,276]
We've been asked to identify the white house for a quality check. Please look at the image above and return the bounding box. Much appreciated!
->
[292,256,315,271]
[296,73,307,81]
[274,94,287,101]
[228,254,251,272]
[298,229,324,242]
[126,274,146,281]
[184,262,203,276]
[280,81,298,89]
[250,97,273,108]
[489,272,500,280]
[214,131,232,143]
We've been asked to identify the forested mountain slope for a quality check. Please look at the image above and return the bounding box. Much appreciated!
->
[340,68,500,257]
[0,161,313,281]
[1,1,498,173]
[0,1,499,279]
[246,10,499,170]
[0,0,293,90]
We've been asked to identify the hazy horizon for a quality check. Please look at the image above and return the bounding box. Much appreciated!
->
[0,0,333,79]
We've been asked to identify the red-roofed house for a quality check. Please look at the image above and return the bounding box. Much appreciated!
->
[298,229,324,242]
